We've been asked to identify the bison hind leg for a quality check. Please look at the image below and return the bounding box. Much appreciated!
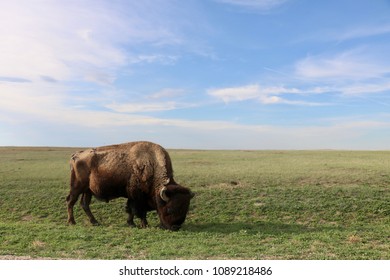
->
[66,194,77,225]
[80,190,100,226]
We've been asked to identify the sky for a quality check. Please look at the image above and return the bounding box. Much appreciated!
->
[1,0,390,149]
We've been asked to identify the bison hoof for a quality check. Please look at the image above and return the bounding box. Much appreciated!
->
[127,220,136,227]
[171,225,181,231]
[67,220,76,225]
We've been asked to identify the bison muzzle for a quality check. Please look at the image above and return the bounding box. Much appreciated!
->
[66,141,194,231]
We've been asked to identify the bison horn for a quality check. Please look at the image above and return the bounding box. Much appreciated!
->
[160,187,170,202]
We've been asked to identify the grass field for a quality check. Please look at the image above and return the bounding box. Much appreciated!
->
[0,147,389,259]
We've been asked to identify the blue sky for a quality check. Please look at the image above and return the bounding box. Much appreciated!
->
[1,0,390,149]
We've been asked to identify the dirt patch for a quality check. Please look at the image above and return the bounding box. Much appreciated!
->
[21,215,34,221]
[32,240,46,248]
[347,234,362,244]
[207,181,245,190]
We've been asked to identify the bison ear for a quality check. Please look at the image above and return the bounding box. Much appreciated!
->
[160,186,170,202]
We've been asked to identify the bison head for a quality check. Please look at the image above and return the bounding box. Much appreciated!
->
[156,184,195,231]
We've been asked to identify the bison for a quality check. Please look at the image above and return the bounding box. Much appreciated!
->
[66,141,194,231]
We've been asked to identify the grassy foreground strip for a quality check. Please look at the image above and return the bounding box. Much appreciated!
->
[0,147,389,259]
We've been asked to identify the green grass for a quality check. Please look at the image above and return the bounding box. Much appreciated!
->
[0,147,389,259]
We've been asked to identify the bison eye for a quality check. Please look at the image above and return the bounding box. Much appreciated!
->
[166,208,173,214]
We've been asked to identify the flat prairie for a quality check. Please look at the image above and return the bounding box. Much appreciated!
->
[0,147,389,259]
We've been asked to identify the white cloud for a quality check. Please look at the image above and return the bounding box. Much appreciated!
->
[216,0,288,11]
[208,84,324,105]
[2,92,389,149]
[0,80,218,129]
[106,102,178,113]
[340,82,390,96]
[128,54,179,65]
[292,47,390,100]
[0,1,121,82]
[1,79,390,149]
[208,84,260,102]
[149,88,186,99]
[0,83,65,117]
[104,87,193,113]
[295,48,390,81]
[0,0,183,84]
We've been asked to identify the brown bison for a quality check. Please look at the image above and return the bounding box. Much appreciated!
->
[66,141,194,231]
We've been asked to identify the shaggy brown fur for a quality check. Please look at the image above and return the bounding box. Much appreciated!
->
[66,141,194,230]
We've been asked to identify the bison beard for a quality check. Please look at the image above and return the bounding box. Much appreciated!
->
[66,141,194,231]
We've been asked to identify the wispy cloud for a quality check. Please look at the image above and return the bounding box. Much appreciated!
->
[148,88,186,99]
[208,84,260,102]
[340,82,390,96]
[330,24,390,42]
[0,80,195,128]
[104,87,193,113]
[1,79,389,149]
[0,0,184,84]
[0,1,119,83]
[0,76,31,83]
[289,44,390,104]
[128,54,179,65]
[295,48,390,81]
[106,102,179,113]
[0,81,257,131]
[208,84,325,105]
[215,0,288,12]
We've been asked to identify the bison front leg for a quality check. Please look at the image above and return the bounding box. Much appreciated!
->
[80,190,99,226]
[66,193,78,225]
[126,200,148,228]
[138,211,148,228]
[125,200,136,228]
[134,206,148,228]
